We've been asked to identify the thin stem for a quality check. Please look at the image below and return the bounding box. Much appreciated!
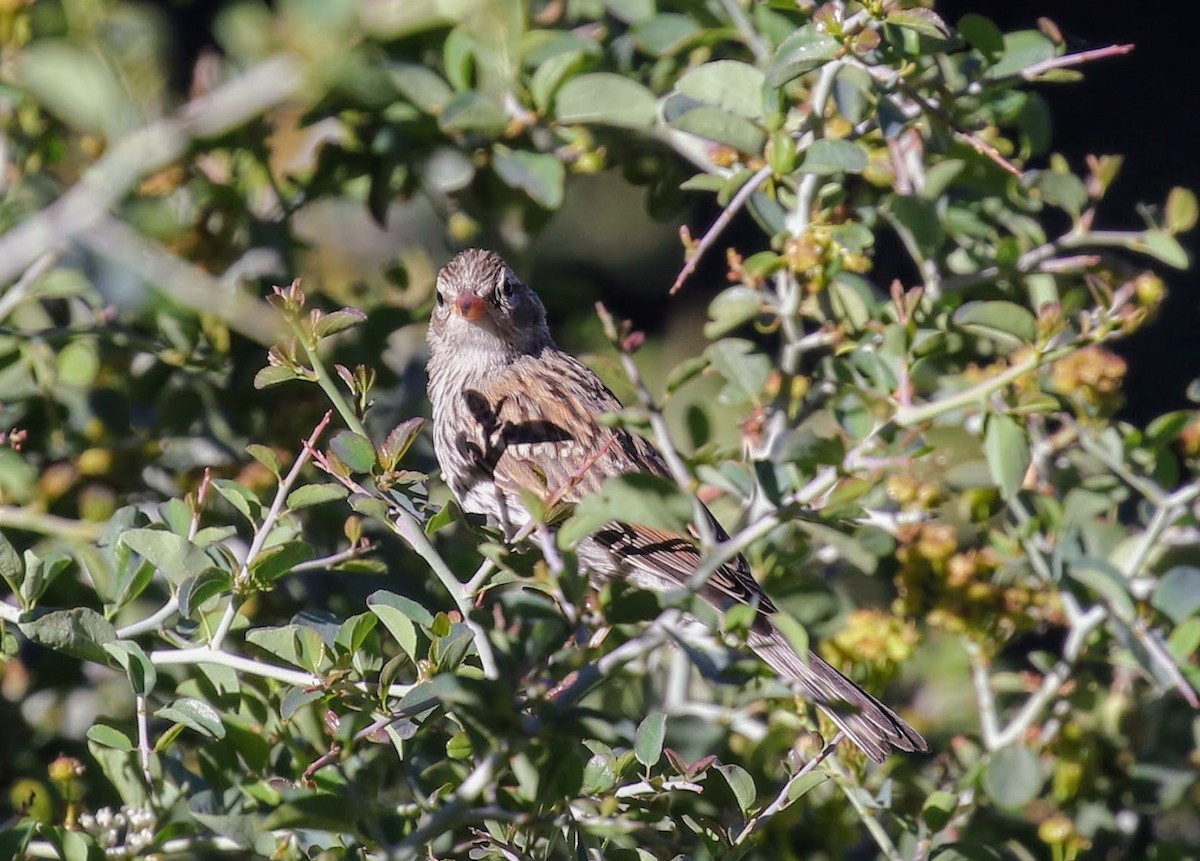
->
[150,647,321,687]
[135,694,154,787]
[893,345,1074,427]
[732,731,842,845]
[1021,43,1134,80]
[828,757,904,861]
[296,328,368,436]
[211,413,332,649]
[671,164,772,295]
[0,507,104,542]
[0,250,59,321]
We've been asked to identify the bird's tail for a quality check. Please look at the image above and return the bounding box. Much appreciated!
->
[748,622,928,763]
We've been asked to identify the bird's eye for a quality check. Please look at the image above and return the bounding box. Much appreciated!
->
[435,293,445,307]
[499,278,514,300]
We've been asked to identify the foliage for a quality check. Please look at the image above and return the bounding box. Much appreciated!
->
[2,0,1199,859]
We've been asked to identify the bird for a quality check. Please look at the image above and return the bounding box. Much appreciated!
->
[425,248,928,762]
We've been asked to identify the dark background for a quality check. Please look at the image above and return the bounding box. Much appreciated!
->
[936,1,1200,424]
[151,0,1200,424]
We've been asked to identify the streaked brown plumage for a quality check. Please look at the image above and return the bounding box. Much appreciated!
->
[426,248,927,762]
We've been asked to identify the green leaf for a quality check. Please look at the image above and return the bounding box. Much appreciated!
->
[886,194,943,259]
[335,612,379,655]
[530,49,591,114]
[666,104,765,154]
[632,13,700,56]
[705,338,771,404]
[801,139,868,175]
[674,61,766,120]
[922,789,958,830]
[828,277,873,330]
[492,146,566,209]
[120,528,209,585]
[771,613,809,663]
[982,745,1042,808]
[245,444,281,477]
[1068,558,1135,622]
[886,8,949,39]
[1135,231,1190,269]
[104,640,157,696]
[986,31,1058,80]
[555,73,658,128]
[0,531,22,597]
[705,287,763,338]
[440,91,508,135]
[954,301,1037,351]
[716,763,756,813]
[378,417,426,470]
[312,308,367,338]
[958,14,1004,63]
[1033,171,1088,218]
[178,569,232,618]
[768,25,840,87]
[1166,187,1198,234]
[786,771,827,802]
[330,431,377,473]
[983,413,1030,500]
[17,40,131,136]
[389,63,453,114]
[605,0,652,24]
[367,590,435,660]
[286,483,349,510]
[20,608,117,664]
[249,540,314,585]
[1153,566,1200,623]
[665,355,709,395]
[253,364,304,389]
[634,712,666,767]
[86,724,133,752]
[582,752,618,794]
[156,697,226,740]
[446,730,473,760]
[211,479,263,523]
[558,473,694,549]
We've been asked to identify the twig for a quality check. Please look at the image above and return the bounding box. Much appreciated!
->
[306,441,500,680]
[385,753,499,859]
[0,251,59,322]
[732,731,841,845]
[150,646,322,688]
[1021,43,1135,80]
[210,412,332,649]
[785,60,843,237]
[0,507,104,542]
[827,756,904,861]
[79,217,283,345]
[671,164,772,295]
[135,694,154,787]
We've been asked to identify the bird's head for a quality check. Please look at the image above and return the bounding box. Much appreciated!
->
[428,249,552,362]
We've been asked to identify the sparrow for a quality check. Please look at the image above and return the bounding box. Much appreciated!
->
[426,248,927,762]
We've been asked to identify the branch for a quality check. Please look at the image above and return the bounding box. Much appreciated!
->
[78,216,284,345]
[0,507,104,542]
[210,412,332,650]
[1021,43,1135,80]
[671,164,772,295]
[0,54,306,286]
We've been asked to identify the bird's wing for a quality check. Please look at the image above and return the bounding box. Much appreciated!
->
[469,350,776,615]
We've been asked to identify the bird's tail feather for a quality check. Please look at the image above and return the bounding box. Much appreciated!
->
[748,623,928,763]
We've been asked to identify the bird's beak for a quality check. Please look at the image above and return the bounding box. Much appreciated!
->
[453,293,487,321]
